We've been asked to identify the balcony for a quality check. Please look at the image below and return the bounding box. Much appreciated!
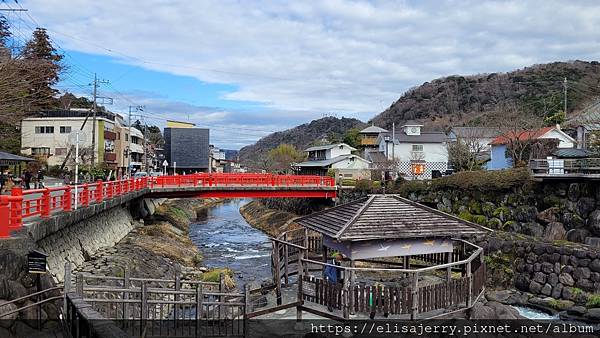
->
[104,130,117,140]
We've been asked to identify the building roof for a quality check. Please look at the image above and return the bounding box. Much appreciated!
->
[293,154,369,168]
[360,125,388,134]
[304,143,356,152]
[401,120,423,127]
[296,195,490,241]
[552,148,596,158]
[489,126,574,145]
[0,151,35,166]
[395,131,447,143]
[450,127,500,139]
[365,151,388,163]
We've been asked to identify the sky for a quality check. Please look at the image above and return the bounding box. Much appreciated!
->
[4,0,600,149]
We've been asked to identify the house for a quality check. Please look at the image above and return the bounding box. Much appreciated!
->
[292,143,370,179]
[20,109,126,170]
[375,121,449,180]
[164,120,210,173]
[359,125,388,149]
[447,127,501,169]
[488,125,576,170]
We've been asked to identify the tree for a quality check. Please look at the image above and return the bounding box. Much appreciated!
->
[447,128,489,171]
[343,128,361,149]
[490,105,545,168]
[267,144,305,173]
[22,27,64,110]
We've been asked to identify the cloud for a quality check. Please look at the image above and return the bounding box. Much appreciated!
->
[17,0,600,148]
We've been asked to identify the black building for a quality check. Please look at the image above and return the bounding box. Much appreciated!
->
[164,127,210,172]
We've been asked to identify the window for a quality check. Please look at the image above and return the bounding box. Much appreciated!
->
[35,126,54,134]
[59,126,71,134]
[412,144,424,152]
[31,147,50,155]
[55,148,67,155]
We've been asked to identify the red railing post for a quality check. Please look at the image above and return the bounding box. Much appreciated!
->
[96,180,103,202]
[41,189,50,218]
[0,197,9,238]
[82,184,89,206]
[10,188,23,229]
[107,181,113,199]
[64,186,72,211]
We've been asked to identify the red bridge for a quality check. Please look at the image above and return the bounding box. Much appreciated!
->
[0,173,337,238]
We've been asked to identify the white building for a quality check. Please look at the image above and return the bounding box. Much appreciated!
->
[293,143,371,179]
[21,109,119,169]
[375,121,448,179]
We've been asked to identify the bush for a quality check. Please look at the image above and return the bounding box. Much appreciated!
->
[354,179,372,191]
[341,179,356,186]
[586,294,600,308]
[458,211,473,222]
[430,168,531,192]
[472,215,487,225]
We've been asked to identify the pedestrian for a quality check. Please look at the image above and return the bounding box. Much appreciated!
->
[0,171,5,192]
[23,170,32,190]
[2,176,14,194]
[37,170,45,189]
[369,281,389,319]
[324,252,344,312]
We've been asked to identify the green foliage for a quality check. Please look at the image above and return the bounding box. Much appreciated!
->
[586,294,600,308]
[434,168,531,192]
[493,206,511,220]
[201,268,233,283]
[267,144,304,173]
[487,218,503,229]
[342,128,362,149]
[354,179,372,191]
[572,287,584,296]
[326,168,336,178]
[548,298,573,310]
[192,253,203,265]
[542,195,564,209]
[342,179,356,186]
[468,200,482,214]
[544,110,566,126]
[458,211,473,222]
[472,214,487,225]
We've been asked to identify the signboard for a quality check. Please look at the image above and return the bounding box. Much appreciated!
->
[27,250,48,274]
[162,160,168,167]
[323,236,453,260]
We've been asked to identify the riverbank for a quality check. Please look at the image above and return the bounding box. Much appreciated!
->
[76,198,235,288]
[239,200,298,237]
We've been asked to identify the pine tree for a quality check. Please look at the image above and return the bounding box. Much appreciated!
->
[22,27,63,110]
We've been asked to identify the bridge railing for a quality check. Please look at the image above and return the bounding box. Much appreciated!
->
[152,173,335,188]
[0,173,336,238]
[0,177,149,238]
[530,158,600,176]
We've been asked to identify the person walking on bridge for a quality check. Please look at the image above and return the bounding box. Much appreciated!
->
[324,252,344,312]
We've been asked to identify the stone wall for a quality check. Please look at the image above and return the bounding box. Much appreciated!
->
[481,232,600,305]
[37,205,136,283]
[403,177,600,248]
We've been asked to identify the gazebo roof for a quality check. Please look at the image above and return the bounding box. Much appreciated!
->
[0,151,34,166]
[296,194,491,241]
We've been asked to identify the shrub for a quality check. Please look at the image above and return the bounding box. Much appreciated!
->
[458,211,473,222]
[354,179,372,191]
[472,214,487,225]
[430,168,531,192]
[342,179,357,186]
[586,294,600,308]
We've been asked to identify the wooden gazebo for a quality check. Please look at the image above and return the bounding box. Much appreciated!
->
[271,194,491,320]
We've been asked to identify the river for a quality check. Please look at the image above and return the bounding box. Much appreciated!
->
[188,199,273,285]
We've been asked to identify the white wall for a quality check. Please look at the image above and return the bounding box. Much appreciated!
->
[388,143,448,162]
[331,157,370,170]
[540,130,575,148]
[327,144,353,159]
[21,117,114,166]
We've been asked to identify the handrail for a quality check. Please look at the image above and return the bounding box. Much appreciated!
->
[0,294,63,318]
[1,173,336,238]
[301,247,483,273]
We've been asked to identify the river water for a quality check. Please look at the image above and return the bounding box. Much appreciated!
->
[189,199,273,285]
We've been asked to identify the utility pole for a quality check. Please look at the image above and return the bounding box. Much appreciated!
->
[90,73,109,166]
[563,77,568,117]
[127,106,144,177]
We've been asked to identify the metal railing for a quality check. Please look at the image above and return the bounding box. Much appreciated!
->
[0,173,336,238]
[530,158,600,177]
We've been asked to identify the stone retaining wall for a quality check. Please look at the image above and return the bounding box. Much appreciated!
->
[481,232,600,305]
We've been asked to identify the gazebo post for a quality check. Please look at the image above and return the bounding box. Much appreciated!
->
[297,247,304,322]
[410,272,419,320]
[348,260,355,315]
[403,256,409,278]
[342,267,350,319]
[466,261,473,307]
[321,244,328,278]
[446,251,453,283]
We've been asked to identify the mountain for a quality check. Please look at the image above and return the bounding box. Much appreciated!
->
[238,117,365,168]
[370,60,600,130]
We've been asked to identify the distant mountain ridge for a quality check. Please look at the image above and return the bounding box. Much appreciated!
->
[238,117,365,168]
[371,60,600,130]
[239,60,600,168]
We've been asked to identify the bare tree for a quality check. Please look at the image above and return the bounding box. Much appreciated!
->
[490,104,545,167]
[447,128,490,171]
